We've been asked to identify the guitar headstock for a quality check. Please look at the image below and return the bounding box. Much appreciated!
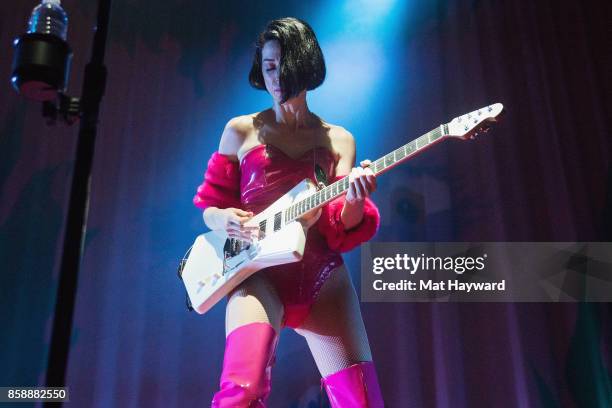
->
[445,103,504,140]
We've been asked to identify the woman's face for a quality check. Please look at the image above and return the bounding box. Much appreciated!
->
[261,40,282,102]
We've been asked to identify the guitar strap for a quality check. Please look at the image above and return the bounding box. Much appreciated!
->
[314,148,328,188]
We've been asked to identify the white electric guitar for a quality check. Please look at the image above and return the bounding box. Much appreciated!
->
[179,103,505,314]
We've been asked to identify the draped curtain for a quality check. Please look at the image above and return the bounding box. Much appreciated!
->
[0,1,609,406]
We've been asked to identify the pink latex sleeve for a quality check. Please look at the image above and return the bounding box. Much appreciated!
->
[193,152,241,210]
[316,176,380,253]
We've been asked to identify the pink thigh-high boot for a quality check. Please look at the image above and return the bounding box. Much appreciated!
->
[211,322,278,407]
[321,361,384,408]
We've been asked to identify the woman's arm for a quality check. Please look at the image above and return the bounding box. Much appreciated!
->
[332,128,377,229]
[198,117,258,239]
[316,126,380,252]
[217,116,248,158]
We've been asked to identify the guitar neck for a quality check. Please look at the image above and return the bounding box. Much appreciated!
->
[283,123,448,224]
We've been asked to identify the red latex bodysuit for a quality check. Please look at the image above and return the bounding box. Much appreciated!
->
[194,144,380,328]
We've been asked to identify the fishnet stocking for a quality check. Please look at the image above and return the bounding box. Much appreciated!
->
[224,265,373,378]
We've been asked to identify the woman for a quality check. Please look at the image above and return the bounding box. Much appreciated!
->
[194,17,384,407]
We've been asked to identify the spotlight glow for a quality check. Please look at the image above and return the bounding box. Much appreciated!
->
[342,0,398,30]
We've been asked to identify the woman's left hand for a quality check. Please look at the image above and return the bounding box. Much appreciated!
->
[345,159,377,204]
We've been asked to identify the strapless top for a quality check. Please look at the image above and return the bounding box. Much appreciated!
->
[239,143,337,213]
[238,143,344,328]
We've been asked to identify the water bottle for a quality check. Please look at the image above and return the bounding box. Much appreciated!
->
[27,0,68,41]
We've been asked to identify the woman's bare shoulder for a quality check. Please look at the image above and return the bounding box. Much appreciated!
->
[322,121,355,156]
[316,118,355,172]
[218,113,262,158]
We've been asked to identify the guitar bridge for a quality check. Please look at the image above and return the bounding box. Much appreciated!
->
[222,238,257,275]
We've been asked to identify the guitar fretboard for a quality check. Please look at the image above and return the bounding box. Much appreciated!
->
[282,123,449,224]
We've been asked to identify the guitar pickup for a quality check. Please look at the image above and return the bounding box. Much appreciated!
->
[273,212,282,231]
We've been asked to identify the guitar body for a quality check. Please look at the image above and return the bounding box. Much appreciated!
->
[181,178,318,314]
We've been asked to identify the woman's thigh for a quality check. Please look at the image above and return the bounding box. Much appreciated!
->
[225,273,284,336]
[295,265,373,377]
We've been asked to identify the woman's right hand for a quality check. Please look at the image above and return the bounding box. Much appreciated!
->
[204,207,259,241]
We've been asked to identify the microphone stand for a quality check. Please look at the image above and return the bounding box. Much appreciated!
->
[44,0,111,404]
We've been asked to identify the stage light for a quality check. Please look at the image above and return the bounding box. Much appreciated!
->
[11,0,73,102]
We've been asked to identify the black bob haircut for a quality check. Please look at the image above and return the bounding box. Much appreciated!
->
[249,17,326,103]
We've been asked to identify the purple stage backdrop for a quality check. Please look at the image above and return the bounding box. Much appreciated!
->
[0,1,610,407]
